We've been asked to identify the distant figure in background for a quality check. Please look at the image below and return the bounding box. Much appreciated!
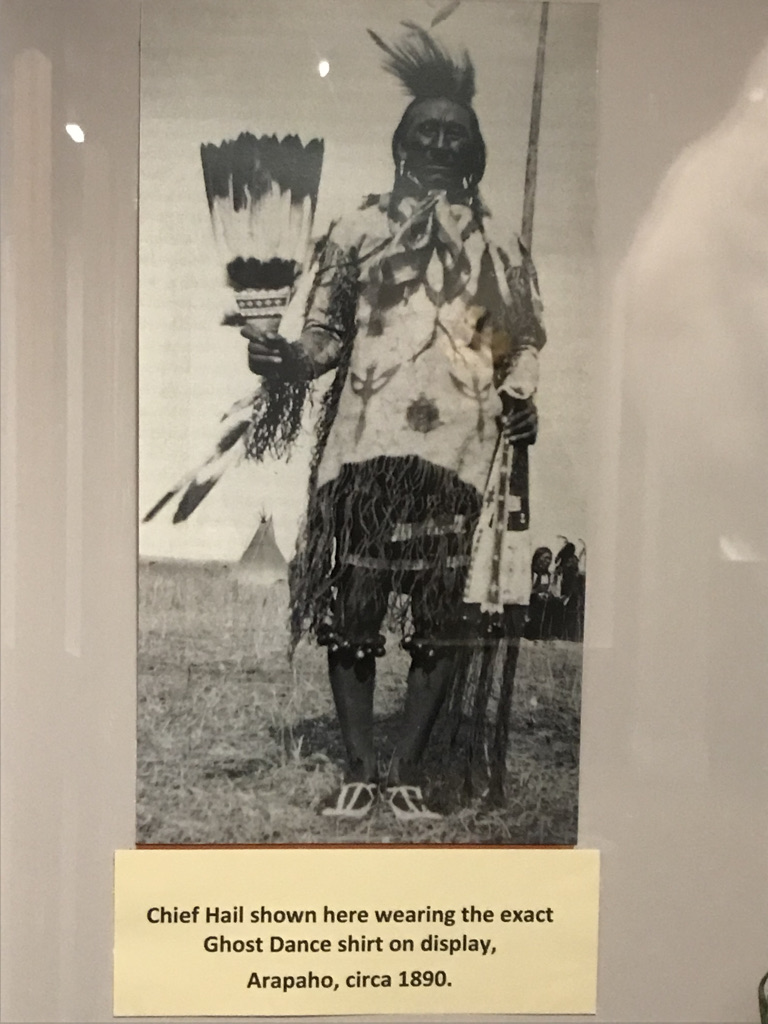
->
[552,540,585,641]
[525,546,553,640]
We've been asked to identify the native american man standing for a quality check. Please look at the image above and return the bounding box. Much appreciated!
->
[243,28,545,821]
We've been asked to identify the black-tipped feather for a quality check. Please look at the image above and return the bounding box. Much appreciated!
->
[368,21,474,104]
[143,490,177,524]
[217,418,251,453]
[173,479,219,524]
[142,416,250,524]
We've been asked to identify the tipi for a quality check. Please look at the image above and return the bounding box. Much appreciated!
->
[237,514,288,585]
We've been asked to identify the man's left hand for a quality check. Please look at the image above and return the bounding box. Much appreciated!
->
[500,396,538,444]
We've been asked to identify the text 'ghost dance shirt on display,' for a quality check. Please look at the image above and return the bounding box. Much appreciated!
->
[114,848,600,1016]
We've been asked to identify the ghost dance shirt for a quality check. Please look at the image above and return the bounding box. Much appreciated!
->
[290,191,545,629]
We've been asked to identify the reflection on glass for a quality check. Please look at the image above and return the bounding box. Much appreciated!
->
[65,123,85,143]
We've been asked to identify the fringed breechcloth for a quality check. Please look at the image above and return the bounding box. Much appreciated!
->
[290,454,525,808]
[292,455,481,640]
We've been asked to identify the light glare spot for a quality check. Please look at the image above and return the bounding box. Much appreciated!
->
[66,123,85,143]
[318,60,330,78]
[719,535,760,562]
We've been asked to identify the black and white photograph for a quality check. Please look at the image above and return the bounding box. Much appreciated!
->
[138,0,596,845]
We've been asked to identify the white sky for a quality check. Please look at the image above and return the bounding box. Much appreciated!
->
[139,0,597,561]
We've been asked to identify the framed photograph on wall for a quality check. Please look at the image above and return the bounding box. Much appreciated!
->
[137,0,596,847]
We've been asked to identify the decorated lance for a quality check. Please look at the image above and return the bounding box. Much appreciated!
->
[464,1,549,615]
[458,5,551,808]
[503,0,549,549]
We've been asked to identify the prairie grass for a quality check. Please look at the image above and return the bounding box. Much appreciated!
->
[137,560,581,845]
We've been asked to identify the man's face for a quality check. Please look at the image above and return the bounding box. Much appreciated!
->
[397,98,475,194]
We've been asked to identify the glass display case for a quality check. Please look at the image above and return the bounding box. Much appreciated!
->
[1,1,766,1021]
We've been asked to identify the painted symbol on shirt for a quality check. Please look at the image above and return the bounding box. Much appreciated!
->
[406,393,441,434]
[409,315,462,365]
[349,362,401,444]
[448,371,492,440]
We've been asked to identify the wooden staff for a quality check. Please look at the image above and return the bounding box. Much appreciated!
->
[521,2,549,256]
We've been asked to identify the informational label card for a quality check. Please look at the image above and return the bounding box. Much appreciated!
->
[114,848,599,1016]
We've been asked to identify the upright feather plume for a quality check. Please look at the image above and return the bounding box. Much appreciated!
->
[367,21,475,105]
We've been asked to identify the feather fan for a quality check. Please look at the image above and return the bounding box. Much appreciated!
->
[143,134,324,526]
[200,132,324,329]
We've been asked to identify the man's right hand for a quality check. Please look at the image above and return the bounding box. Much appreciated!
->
[240,323,293,377]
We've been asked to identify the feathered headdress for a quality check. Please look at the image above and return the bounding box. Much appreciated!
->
[367,21,475,107]
[368,21,485,188]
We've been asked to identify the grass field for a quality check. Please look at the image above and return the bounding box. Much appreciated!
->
[137,559,581,846]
